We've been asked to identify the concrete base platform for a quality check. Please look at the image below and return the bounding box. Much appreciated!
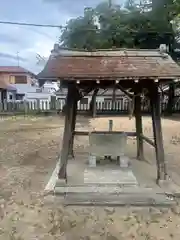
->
[47,152,178,207]
[54,167,175,207]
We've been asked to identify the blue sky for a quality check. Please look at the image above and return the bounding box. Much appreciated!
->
[0,0,123,74]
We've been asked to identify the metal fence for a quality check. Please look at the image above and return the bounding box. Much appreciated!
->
[0,97,180,115]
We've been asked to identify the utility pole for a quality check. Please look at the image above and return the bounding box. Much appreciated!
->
[108,0,112,8]
[17,51,19,67]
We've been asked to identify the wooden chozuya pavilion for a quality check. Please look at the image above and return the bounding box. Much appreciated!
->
[38,44,180,185]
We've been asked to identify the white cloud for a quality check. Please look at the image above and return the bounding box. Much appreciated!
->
[0,0,124,73]
[0,0,65,73]
[0,25,58,73]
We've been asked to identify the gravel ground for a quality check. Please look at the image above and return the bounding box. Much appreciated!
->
[1,115,180,239]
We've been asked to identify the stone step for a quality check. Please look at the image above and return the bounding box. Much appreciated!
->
[83,168,138,185]
[54,184,176,206]
[61,192,176,207]
[55,185,160,195]
[56,180,137,188]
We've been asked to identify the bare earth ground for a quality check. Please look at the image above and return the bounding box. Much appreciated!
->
[1,115,180,239]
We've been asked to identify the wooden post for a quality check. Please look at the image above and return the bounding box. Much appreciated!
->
[112,86,116,110]
[36,99,40,113]
[108,119,113,131]
[167,82,175,115]
[90,88,99,118]
[150,83,167,182]
[50,96,56,110]
[92,90,97,118]
[134,87,144,160]
[1,90,6,111]
[92,98,96,118]
[68,98,77,158]
[159,91,162,115]
[58,83,76,180]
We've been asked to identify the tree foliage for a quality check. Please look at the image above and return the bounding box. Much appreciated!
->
[60,0,180,51]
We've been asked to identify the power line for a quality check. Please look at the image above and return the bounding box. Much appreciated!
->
[0,20,173,35]
[0,20,100,32]
[0,20,63,28]
[0,19,131,33]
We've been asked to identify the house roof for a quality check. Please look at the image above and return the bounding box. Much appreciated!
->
[0,66,36,77]
[38,47,180,81]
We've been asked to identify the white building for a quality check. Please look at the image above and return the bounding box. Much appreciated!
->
[24,81,58,101]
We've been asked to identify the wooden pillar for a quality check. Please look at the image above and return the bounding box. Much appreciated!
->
[50,96,56,110]
[90,88,99,118]
[68,99,77,158]
[167,82,175,115]
[134,86,144,160]
[159,91,162,115]
[1,90,6,111]
[149,83,167,182]
[112,86,116,109]
[58,83,76,180]
[92,99,96,118]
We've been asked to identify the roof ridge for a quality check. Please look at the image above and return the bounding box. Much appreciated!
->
[0,66,35,75]
[50,45,166,58]
[50,52,165,58]
[53,44,160,52]
[0,66,27,70]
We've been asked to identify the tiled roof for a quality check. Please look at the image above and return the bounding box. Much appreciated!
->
[38,48,180,80]
[0,66,35,76]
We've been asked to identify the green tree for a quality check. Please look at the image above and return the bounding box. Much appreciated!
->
[60,8,98,50]
[59,0,180,50]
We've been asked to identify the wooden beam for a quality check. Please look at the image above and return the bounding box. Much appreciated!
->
[74,131,137,137]
[62,86,93,114]
[140,134,155,147]
[58,83,76,180]
[116,84,133,99]
[78,86,94,99]
[134,85,144,161]
[150,82,167,182]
